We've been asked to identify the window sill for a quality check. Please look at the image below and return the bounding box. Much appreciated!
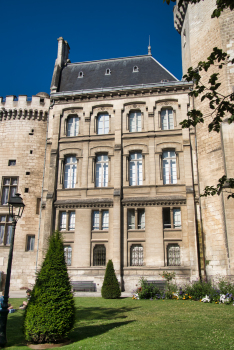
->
[92,230,109,233]
[59,230,75,233]
[127,229,145,232]
[163,228,182,231]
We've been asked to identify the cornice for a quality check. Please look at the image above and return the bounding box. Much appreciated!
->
[54,198,113,209]
[122,196,186,206]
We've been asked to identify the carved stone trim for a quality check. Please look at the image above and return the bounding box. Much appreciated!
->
[122,196,186,207]
[54,198,113,209]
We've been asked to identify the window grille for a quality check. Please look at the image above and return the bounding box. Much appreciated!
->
[161,109,174,130]
[129,153,142,186]
[64,156,77,189]
[67,116,79,137]
[97,114,109,134]
[162,151,177,184]
[93,244,106,266]
[95,154,108,187]
[129,111,141,132]
[131,244,143,266]
[167,244,180,266]
[1,177,18,205]
[64,246,72,266]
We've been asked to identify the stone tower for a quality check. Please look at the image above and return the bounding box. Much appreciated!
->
[174,0,234,277]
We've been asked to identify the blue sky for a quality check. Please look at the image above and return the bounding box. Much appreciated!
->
[0,0,182,97]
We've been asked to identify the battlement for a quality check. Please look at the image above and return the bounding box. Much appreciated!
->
[0,94,50,121]
[173,2,188,34]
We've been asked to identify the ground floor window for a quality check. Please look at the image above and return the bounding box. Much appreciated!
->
[167,244,180,266]
[130,244,143,266]
[93,244,106,266]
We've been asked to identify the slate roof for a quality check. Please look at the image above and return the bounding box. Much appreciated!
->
[58,55,178,93]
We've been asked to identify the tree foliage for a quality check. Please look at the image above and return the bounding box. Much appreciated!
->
[101,260,121,299]
[163,0,234,18]
[24,231,75,344]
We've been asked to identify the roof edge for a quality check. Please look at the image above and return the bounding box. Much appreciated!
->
[66,54,155,66]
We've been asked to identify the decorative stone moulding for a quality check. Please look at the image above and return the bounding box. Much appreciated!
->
[122,196,186,207]
[54,199,113,209]
[0,109,48,121]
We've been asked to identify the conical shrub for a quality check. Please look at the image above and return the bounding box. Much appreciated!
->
[24,231,75,344]
[101,260,121,299]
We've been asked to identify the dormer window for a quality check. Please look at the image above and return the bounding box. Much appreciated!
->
[133,66,139,73]
[161,79,169,83]
[78,71,84,78]
[105,69,111,75]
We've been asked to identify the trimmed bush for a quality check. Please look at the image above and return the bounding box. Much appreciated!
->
[101,260,121,299]
[24,231,75,344]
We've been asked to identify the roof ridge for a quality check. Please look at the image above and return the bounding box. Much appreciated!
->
[67,54,153,66]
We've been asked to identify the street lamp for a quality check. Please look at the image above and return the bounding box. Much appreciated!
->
[0,193,25,347]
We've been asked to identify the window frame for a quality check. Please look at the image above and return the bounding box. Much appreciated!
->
[92,210,109,231]
[64,245,72,266]
[127,208,145,230]
[1,177,18,206]
[96,113,109,135]
[66,115,79,137]
[59,211,76,232]
[163,207,182,229]
[129,152,143,186]
[129,111,142,132]
[95,154,109,188]
[130,244,143,266]
[0,214,13,246]
[26,235,35,251]
[93,244,106,266]
[64,156,77,189]
[162,150,177,185]
[167,243,181,266]
[160,108,174,130]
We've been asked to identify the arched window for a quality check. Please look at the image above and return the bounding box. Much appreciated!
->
[97,113,109,134]
[167,244,180,266]
[129,152,142,186]
[162,150,177,184]
[95,154,108,187]
[129,111,141,132]
[93,244,106,266]
[161,108,174,130]
[105,68,111,75]
[64,245,72,266]
[133,66,139,72]
[64,156,77,189]
[67,116,79,137]
[78,71,84,78]
[130,244,143,266]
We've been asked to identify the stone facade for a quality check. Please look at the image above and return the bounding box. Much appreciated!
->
[0,94,50,289]
[174,0,234,277]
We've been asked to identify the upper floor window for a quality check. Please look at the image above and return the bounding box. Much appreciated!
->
[163,208,181,229]
[97,114,109,134]
[167,244,180,266]
[128,209,145,229]
[161,109,174,130]
[96,154,108,187]
[130,244,143,266]
[78,71,84,78]
[67,116,79,137]
[129,111,141,132]
[0,215,13,245]
[64,157,77,189]
[105,68,111,75]
[162,150,177,184]
[93,244,106,266]
[59,211,76,231]
[92,210,109,230]
[1,177,18,205]
[64,246,72,266]
[129,152,142,186]
[133,66,139,72]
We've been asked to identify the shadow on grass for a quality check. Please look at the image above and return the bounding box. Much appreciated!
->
[5,310,27,348]
[75,306,140,322]
[71,320,135,342]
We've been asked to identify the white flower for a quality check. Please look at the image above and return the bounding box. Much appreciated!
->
[201,295,210,303]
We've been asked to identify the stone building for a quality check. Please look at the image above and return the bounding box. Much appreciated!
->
[0,0,233,291]
[174,0,234,278]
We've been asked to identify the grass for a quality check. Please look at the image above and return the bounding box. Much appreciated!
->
[5,297,234,349]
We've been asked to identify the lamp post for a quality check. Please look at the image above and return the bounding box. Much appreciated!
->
[0,193,25,347]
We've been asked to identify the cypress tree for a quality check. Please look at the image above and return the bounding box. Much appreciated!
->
[24,231,75,344]
[101,260,121,299]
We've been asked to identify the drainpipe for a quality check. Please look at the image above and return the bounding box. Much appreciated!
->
[35,100,55,272]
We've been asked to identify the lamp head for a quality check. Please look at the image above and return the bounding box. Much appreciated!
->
[8,193,25,219]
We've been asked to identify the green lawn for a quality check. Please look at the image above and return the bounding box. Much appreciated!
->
[5,297,234,350]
